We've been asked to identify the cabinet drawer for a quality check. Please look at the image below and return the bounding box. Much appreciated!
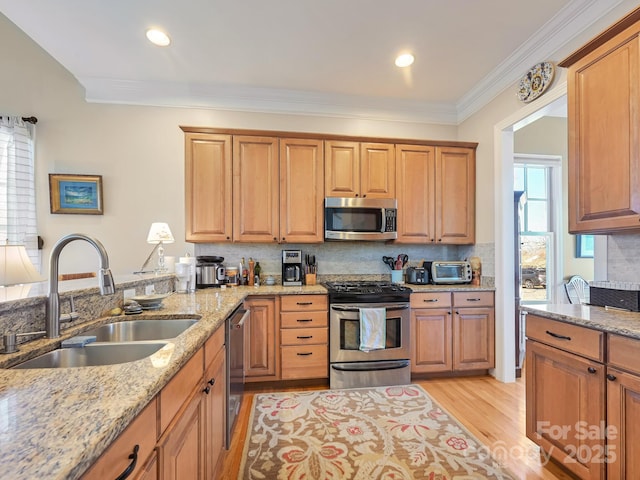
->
[281,327,328,346]
[608,334,640,375]
[453,291,494,307]
[281,310,327,328]
[410,292,451,308]
[204,324,225,370]
[526,315,604,362]
[160,348,204,433]
[81,398,158,480]
[281,344,328,379]
[281,294,328,311]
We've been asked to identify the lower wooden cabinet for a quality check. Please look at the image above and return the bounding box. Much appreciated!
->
[244,296,279,381]
[136,452,159,480]
[452,292,495,370]
[204,344,226,479]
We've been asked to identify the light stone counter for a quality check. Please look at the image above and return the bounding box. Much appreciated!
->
[403,283,494,292]
[521,304,640,339]
[0,284,327,480]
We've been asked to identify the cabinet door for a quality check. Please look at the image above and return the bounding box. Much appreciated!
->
[526,340,605,480]
[325,141,360,197]
[452,307,494,370]
[135,452,158,480]
[435,146,475,244]
[395,144,436,243]
[233,136,279,242]
[607,367,640,480]
[185,133,232,242]
[244,297,278,381]
[360,142,395,198]
[568,28,640,233]
[280,138,324,243]
[411,308,452,373]
[204,346,226,480]
[158,391,205,480]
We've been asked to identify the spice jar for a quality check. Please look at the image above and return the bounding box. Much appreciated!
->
[226,267,239,286]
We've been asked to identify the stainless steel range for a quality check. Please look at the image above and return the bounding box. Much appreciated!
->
[325,281,412,389]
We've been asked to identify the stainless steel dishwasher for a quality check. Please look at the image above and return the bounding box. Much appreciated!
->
[226,305,248,447]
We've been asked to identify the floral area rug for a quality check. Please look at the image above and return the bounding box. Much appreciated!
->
[239,384,515,479]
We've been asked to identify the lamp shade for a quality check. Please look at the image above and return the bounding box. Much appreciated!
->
[0,244,45,286]
[146,222,175,244]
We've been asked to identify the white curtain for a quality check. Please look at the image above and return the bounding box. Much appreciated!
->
[0,116,39,270]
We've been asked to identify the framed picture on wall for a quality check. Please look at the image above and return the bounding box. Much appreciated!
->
[49,174,103,215]
[576,234,594,258]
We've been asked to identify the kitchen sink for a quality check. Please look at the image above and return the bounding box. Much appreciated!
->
[82,319,199,342]
[13,342,168,369]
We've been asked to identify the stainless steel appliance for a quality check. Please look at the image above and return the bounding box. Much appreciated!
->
[325,281,412,389]
[282,249,302,286]
[226,305,248,447]
[196,256,226,288]
[425,261,472,284]
[406,266,429,284]
[324,197,397,241]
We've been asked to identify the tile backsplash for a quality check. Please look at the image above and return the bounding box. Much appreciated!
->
[607,233,640,282]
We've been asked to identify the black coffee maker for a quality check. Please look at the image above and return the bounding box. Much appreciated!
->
[282,250,302,286]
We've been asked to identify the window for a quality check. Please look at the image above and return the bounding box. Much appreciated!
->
[514,165,549,232]
[0,117,39,268]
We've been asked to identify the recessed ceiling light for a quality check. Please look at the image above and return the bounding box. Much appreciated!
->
[395,53,415,68]
[146,28,171,47]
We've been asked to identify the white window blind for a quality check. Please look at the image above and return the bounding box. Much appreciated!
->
[0,116,39,269]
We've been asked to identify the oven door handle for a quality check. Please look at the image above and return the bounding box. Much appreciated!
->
[331,360,410,371]
[331,305,409,312]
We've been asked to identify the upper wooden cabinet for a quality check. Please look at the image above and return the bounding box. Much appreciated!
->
[280,138,324,243]
[562,13,640,233]
[184,133,232,242]
[396,145,475,244]
[233,136,280,242]
[325,141,395,198]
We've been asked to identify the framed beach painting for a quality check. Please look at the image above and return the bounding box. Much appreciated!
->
[49,174,103,215]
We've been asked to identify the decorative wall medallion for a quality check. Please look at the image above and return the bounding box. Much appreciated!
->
[516,61,555,103]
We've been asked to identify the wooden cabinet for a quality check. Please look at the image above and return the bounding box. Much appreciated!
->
[396,145,475,244]
[525,314,606,480]
[80,398,158,480]
[233,135,280,242]
[325,141,395,198]
[279,138,325,243]
[184,133,233,242]
[410,292,452,373]
[203,326,226,479]
[244,296,279,381]
[410,291,493,374]
[280,294,328,380]
[562,14,640,233]
[452,291,494,370]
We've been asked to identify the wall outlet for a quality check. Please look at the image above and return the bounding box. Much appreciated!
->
[123,288,136,300]
[145,284,155,295]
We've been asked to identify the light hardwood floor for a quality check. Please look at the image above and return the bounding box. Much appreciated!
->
[220,375,578,479]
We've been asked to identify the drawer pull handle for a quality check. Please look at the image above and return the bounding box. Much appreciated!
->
[545,330,571,341]
[203,386,211,394]
[423,299,438,303]
[607,374,617,382]
[115,444,139,480]
[466,298,481,302]
[296,302,313,306]
[208,378,215,386]
[587,367,597,374]
[297,319,313,323]
[297,335,313,339]
[297,352,313,356]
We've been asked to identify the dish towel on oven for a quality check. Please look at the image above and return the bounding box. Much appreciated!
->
[359,307,386,352]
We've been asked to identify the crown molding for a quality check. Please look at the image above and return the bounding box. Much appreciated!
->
[80,0,623,126]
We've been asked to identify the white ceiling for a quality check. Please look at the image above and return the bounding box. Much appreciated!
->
[0,0,623,124]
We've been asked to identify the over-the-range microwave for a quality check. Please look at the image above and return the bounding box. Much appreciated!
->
[324,197,397,241]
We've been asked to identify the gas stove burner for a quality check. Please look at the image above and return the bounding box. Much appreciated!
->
[324,281,412,303]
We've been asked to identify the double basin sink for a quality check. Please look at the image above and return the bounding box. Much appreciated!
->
[13,319,199,369]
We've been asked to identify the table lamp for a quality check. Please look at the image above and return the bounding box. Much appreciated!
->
[0,243,45,301]
[139,222,175,274]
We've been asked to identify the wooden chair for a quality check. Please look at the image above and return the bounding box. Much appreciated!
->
[564,275,590,304]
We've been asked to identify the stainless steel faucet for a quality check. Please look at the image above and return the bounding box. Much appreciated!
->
[46,234,115,338]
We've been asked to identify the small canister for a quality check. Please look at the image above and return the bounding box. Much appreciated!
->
[226,267,239,286]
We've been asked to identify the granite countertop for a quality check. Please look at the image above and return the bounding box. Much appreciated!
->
[0,284,326,480]
[406,283,494,292]
[521,304,640,340]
